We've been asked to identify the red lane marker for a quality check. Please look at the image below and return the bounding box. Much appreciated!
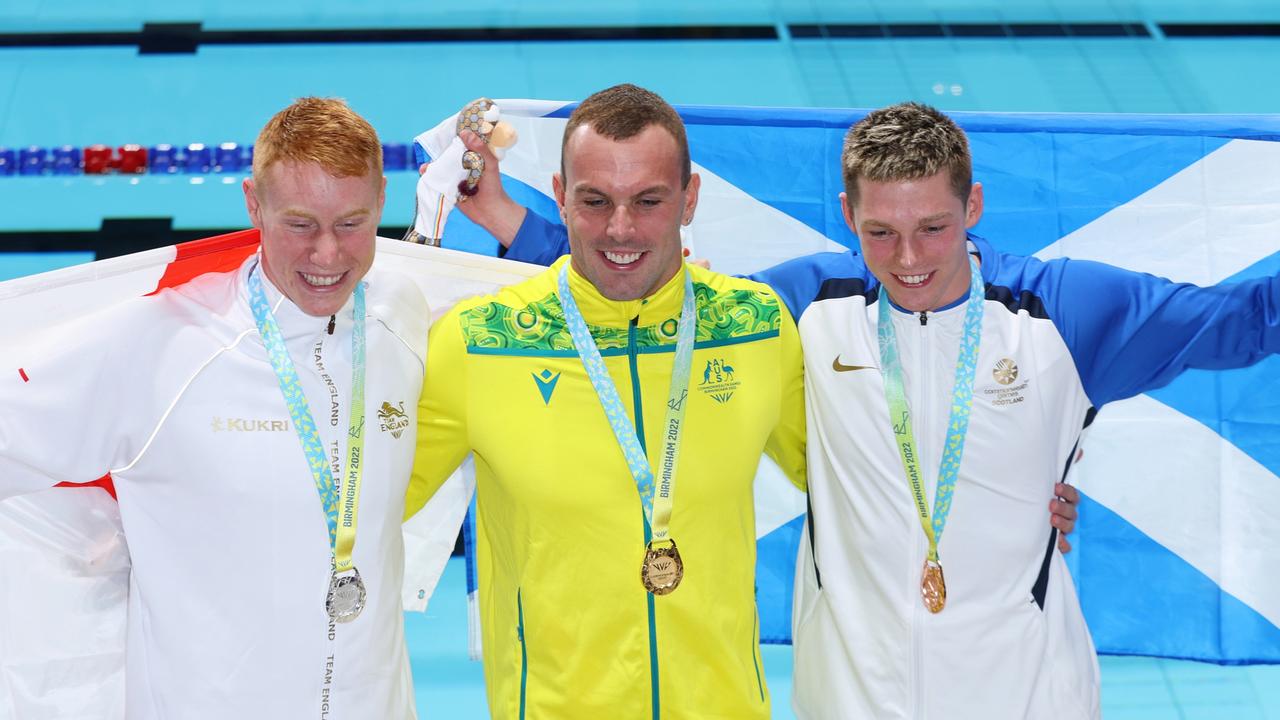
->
[18,368,28,382]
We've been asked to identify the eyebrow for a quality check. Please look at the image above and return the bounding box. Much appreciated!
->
[917,212,954,225]
[861,211,955,228]
[573,183,672,200]
[280,208,372,220]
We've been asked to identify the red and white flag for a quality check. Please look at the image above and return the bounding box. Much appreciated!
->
[0,230,538,718]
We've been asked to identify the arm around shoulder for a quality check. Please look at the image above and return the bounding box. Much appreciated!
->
[405,305,474,520]
[765,300,807,492]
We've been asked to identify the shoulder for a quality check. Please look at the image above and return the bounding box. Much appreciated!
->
[365,266,431,364]
[749,249,874,321]
[976,235,1150,321]
[104,267,244,349]
[689,264,789,336]
[433,263,567,352]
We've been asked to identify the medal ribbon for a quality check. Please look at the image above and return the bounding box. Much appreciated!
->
[876,256,984,565]
[248,264,367,574]
[556,264,696,542]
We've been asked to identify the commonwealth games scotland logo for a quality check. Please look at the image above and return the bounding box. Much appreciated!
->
[993,358,1019,385]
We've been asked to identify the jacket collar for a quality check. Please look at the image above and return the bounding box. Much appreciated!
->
[554,255,690,329]
[239,254,357,343]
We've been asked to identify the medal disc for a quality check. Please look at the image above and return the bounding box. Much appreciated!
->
[921,560,946,614]
[326,568,367,623]
[641,540,684,595]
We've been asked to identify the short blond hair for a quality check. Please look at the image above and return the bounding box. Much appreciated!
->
[841,102,971,206]
[252,97,382,190]
[562,83,691,188]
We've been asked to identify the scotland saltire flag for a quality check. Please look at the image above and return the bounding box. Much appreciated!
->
[417,101,1280,663]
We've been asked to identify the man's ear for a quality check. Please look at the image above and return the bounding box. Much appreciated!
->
[552,172,567,220]
[681,173,701,226]
[243,178,263,229]
[839,191,857,232]
[964,182,984,229]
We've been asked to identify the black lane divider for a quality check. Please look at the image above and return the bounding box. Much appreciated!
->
[2,21,1277,54]
[790,22,1151,38]
[0,220,412,260]
[0,22,778,53]
[1161,23,1280,37]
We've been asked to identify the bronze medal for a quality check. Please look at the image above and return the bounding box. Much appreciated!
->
[921,560,946,613]
[641,540,684,595]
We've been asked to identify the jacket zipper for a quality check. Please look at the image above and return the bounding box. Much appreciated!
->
[518,589,528,720]
[910,309,932,719]
[628,316,662,720]
[751,607,765,702]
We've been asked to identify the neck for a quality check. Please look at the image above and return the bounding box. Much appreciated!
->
[886,252,981,314]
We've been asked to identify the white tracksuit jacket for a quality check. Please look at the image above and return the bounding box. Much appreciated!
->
[756,235,1280,720]
[0,256,428,720]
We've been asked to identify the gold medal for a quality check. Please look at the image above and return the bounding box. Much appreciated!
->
[921,560,946,614]
[641,540,684,595]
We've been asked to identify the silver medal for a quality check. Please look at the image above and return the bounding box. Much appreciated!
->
[326,567,367,623]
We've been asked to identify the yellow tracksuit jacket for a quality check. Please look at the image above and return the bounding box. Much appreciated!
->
[407,257,805,719]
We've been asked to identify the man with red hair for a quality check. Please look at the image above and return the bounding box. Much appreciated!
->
[0,97,428,719]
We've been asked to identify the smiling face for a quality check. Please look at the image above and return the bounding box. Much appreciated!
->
[244,160,385,317]
[843,171,983,313]
[553,123,699,302]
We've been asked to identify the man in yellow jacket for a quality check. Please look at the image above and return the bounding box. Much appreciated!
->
[405,84,807,719]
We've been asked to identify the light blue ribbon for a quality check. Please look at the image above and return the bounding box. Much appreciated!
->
[556,263,696,539]
[876,256,984,563]
[248,264,366,568]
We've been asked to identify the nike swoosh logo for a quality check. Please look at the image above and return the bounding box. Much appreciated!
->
[832,356,875,372]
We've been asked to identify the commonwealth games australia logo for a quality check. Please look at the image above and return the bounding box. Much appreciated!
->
[993,358,1019,385]
[698,357,741,404]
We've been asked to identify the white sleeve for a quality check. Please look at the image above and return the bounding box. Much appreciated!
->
[401,457,475,613]
[0,303,142,501]
[0,488,129,719]
[0,305,142,717]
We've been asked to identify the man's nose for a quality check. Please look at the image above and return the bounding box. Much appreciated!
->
[310,230,340,265]
[607,205,635,239]
[896,236,921,268]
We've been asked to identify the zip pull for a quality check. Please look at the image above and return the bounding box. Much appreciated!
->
[919,310,929,326]
[326,315,336,335]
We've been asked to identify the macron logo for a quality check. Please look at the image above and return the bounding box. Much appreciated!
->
[532,369,562,405]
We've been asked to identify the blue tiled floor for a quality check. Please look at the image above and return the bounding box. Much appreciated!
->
[409,557,1280,719]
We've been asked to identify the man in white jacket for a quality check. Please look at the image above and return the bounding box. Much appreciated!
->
[753,102,1280,719]
[0,97,429,719]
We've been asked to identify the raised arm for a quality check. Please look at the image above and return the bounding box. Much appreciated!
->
[1042,258,1280,407]
[422,129,571,266]
[447,130,530,249]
